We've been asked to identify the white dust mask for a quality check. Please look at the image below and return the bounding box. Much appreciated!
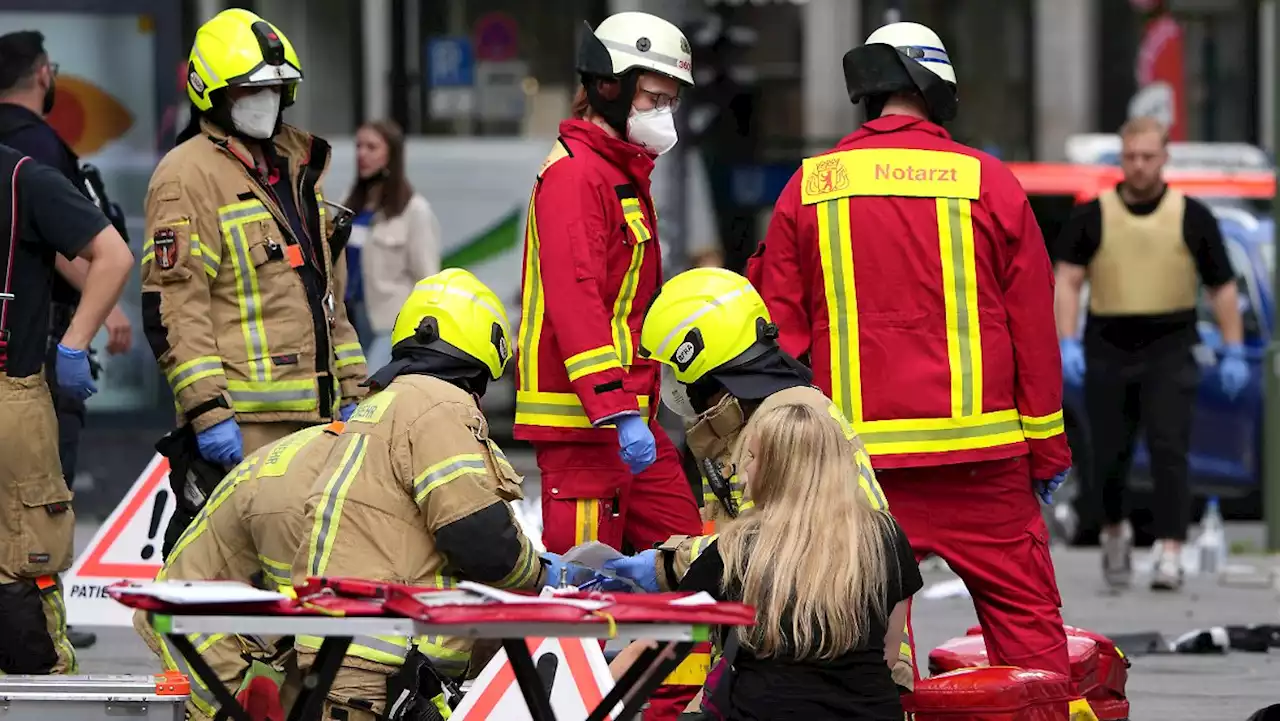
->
[627,106,678,156]
[230,88,282,139]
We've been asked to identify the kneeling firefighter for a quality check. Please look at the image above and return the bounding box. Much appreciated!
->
[133,421,345,721]
[600,269,908,719]
[292,269,562,721]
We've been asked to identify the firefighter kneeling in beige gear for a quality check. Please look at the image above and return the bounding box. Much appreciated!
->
[293,269,561,721]
[132,421,346,720]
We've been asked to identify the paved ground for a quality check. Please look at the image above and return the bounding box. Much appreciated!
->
[67,447,1280,719]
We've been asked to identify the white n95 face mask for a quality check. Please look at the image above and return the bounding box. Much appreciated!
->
[230,88,282,139]
[627,106,678,156]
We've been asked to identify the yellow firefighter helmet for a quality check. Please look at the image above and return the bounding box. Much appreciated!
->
[391,269,512,380]
[639,267,773,385]
[187,9,303,112]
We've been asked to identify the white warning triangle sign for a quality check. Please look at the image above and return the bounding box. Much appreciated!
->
[452,637,618,720]
[64,453,177,627]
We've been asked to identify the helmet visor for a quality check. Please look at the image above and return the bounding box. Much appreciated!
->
[660,364,699,419]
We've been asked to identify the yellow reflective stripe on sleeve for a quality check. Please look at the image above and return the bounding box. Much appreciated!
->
[575,499,600,544]
[334,342,366,369]
[611,242,645,366]
[257,554,292,590]
[165,356,225,395]
[412,453,489,504]
[307,435,369,576]
[620,197,652,243]
[515,390,651,429]
[688,534,717,561]
[486,439,518,477]
[856,449,889,510]
[1021,409,1065,439]
[225,219,271,383]
[191,234,219,278]
[816,197,862,424]
[226,379,318,413]
[415,637,471,676]
[495,532,540,589]
[662,651,710,686]
[857,409,1026,456]
[564,345,623,382]
[937,197,983,418]
[518,194,546,392]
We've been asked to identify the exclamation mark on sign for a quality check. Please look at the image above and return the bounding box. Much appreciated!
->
[141,489,169,561]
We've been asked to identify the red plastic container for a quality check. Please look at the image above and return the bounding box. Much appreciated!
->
[930,634,1102,701]
[904,667,1075,720]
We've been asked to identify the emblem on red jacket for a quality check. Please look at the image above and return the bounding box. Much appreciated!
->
[804,157,850,197]
[153,228,178,270]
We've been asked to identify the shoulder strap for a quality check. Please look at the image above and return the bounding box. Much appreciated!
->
[706,629,741,715]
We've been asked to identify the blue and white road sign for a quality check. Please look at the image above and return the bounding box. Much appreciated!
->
[427,36,475,88]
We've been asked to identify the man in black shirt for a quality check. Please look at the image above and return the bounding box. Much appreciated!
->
[0,142,131,674]
[0,30,135,651]
[1053,117,1246,592]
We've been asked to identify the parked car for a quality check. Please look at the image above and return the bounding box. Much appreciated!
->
[1007,162,1274,544]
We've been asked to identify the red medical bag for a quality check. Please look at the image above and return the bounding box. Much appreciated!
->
[930,634,1102,700]
[903,667,1075,720]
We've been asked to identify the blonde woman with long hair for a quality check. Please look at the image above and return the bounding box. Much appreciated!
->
[676,402,921,719]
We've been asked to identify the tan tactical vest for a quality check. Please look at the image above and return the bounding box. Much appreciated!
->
[1088,188,1198,315]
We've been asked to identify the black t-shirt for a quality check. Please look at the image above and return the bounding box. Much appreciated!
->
[679,515,923,721]
[1053,185,1235,354]
[2,147,110,377]
[0,103,86,308]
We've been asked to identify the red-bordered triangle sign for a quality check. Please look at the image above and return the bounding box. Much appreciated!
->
[74,454,172,578]
[453,637,615,720]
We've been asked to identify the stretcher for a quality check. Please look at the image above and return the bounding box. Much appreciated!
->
[109,579,755,721]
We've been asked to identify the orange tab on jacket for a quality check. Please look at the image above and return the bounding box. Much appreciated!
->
[284,244,305,268]
[35,575,56,591]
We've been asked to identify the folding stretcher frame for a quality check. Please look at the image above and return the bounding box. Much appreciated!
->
[122,581,757,721]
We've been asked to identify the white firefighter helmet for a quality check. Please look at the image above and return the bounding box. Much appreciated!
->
[864,21,955,86]
[587,11,694,86]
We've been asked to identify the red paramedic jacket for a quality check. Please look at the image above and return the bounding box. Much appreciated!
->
[747,115,1071,480]
[514,119,662,443]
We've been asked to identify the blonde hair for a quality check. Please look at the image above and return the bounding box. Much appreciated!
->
[718,403,892,661]
[1119,116,1169,146]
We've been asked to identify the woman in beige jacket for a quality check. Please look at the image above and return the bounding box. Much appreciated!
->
[343,119,441,371]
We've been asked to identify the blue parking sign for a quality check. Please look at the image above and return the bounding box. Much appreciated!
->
[427,37,474,88]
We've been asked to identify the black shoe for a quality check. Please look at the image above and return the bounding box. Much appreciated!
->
[67,626,97,649]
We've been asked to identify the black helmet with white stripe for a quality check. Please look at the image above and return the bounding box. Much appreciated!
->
[842,21,958,123]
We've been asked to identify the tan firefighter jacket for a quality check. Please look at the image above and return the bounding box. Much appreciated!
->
[293,373,545,678]
[135,421,345,716]
[141,118,367,434]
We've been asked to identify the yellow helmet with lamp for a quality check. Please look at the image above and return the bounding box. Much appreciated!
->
[186,8,303,112]
[640,268,806,417]
[390,269,513,381]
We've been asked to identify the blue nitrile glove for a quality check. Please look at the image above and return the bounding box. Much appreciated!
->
[338,403,357,422]
[1219,344,1249,400]
[539,552,594,589]
[600,549,660,593]
[616,414,657,475]
[1059,338,1085,386]
[54,344,97,402]
[196,418,244,468]
[1034,470,1068,505]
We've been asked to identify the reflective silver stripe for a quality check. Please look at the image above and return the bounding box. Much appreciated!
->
[653,286,751,360]
[162,636,218,709]
[193,45,222,83]
[413,456,488,500]
[599,37,685,72]
[227,224,266,380]
[169,359,223,389]
[220,204,271,226]
[310,436,367,576]
[228,386,318,405]
[335,345,364,361]
[353,634,411,657]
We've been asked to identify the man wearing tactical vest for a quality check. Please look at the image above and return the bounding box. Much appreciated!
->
[142,9,367,475]
[133,422,345,721]
[0,142,131,674]
[599,269,911,717]
[1054,116,1246,592]
[514,11,702,559]
[747,22,1072,679]
[292,269,563,721]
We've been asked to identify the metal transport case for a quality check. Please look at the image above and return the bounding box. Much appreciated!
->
[0,673,188,720]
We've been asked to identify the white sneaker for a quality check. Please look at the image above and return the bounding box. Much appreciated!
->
[1150,541,1185,591]
[1101,522,1133,589]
